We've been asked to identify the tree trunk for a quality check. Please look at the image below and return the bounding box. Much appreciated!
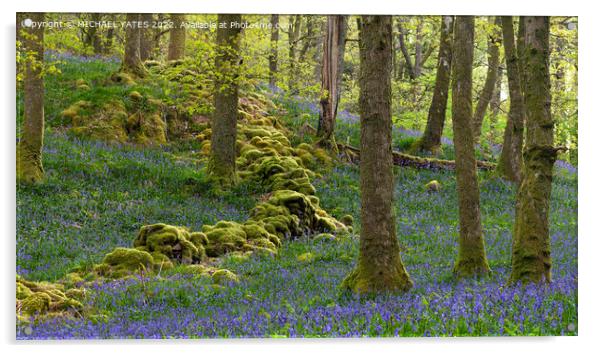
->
[342,15,413,294]
[317,15,348,151]
[509,16,556,284]
[497,16,525,183]
[413,17,424,77]
[167,14,186,61]
[209,14,242,187]
[488,65,503,141]
[473,17,502,141]
[139,13,154,61]
[517,17,527,98]
[268,14,279,86]
[451,16,490,277]
[397,18,416,80]
[416,16,454,153]
[121,13,147,77]
[287,15,302,93]
[17,12,45,184]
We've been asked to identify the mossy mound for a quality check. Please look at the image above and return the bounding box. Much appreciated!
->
[425,180,442,192]
[133,223,206,265]
[16,276,84,322]
[63,93,167,146]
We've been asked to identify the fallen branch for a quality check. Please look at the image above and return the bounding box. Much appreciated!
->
[336,143,496,171]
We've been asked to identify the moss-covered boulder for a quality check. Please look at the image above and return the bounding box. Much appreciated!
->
[16,276,84,321]
[134,223,206,264]
[211,269,239,285]
[425,180,442,192]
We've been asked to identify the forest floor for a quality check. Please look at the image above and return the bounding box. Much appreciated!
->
[16,54,578,338]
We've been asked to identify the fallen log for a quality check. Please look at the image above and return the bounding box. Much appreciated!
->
[336,143,496,171]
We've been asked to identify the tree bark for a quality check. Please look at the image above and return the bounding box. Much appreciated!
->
[17,12,45,184]
[317,15,348,151]
[342,15,413,294]
[167,14,186,61]
[473,17,502,141]
[287,15,302,93]
[121,13,147,77]
[451,16,490,277]
[416,16,454,153]
[509,16,556,284]
[209,14,242,187]
[497,16,525,183]
[397,18,416,80]
[268,14,279,86]
[139,13,154,61]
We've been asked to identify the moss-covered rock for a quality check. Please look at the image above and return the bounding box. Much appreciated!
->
[211,269,239,285]
[134,223,205,264]
[425,180,442,192]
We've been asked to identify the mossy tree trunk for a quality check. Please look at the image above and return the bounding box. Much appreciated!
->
[509,16,556,284]
[451,16,491,278]
[268,14,279,86]
[473,17,502,142]
[208,14,242,187]
[497,16,526,183]
[342,15,413,294]
[417,16,454,153]
[121,13,147,78]
[317,15,348,152]
[167,14,186,61]
[139,13,154,61]
[17,12,45,184]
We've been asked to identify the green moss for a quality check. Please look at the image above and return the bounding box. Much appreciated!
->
[425,180,442,192]
[17,282,33,300]
[313,233,337,242]
[211,269,239,285]
[20,292,51,315]
[102,247,154,274]
[341,215,354,226]
[297,252,314,262]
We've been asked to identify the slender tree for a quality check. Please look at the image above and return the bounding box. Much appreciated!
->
[416,16,454,153]
[342,15,413,294]
[121,13,147,77]
[17,12,45,184]
[509,16,556,284]
[167,14,186,61]
[208,14,242,186]
[317,15,348,151]
[268,14,279,86]
[473,17,502,141]
[139,13,154,61]
[497,16,525,182]
[451,16,490,277]
[287,15,302,93]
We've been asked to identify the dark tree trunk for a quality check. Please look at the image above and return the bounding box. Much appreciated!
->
[413,17,424,77]
[17,12,45,184]
[317,15,348,151]
[167,14,186,61]
[268,14,279,86]
[497,16,526,183]
[342,15,413,294]
[397,18,416,80]
[517,17,527,98]
[121,13,146,77]
[473,17,502,141]
[509,16,556,284]
[451,16,490,278]
[209,14,242,187]
[416,16,454,153]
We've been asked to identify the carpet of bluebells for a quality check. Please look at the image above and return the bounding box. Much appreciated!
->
[16,57,577,339]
